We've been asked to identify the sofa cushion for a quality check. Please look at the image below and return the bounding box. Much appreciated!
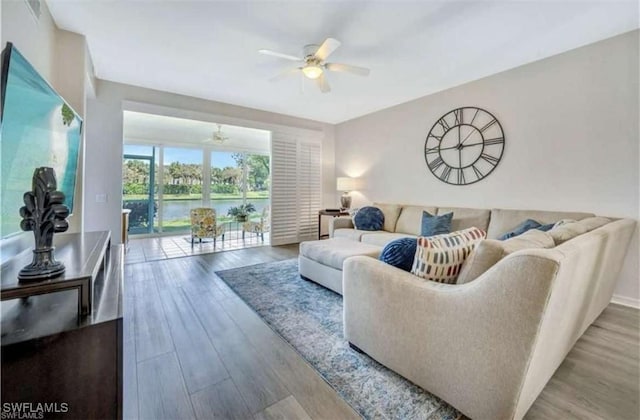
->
[575,216,611,232]
[361,232,417,247]
[411,227,486,284]
[373,203,402,232]
[436,207,491,232]
[299,238,382,270]
[421,211,453,236]
[501,229,555,253]
[353,206,384,231]
[457,230,555,284]
[333,229,369,241]
[457,240,504,284]
[547,222,589,245]
[379,237,417,272]
[395,205,438,235]
[487,208,594,239]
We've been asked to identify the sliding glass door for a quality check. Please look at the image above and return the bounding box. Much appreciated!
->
[123,144,270,236]
[161,147,203,232]
[123,145,156,234]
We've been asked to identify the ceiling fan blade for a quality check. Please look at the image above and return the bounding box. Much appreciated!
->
[259,49,303,62]
[325,62,370,76]
[314,38,341,61]
[316,73,331,93]
[268,67,300,82]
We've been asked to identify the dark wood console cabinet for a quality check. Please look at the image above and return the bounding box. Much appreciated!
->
[1,231,123,419]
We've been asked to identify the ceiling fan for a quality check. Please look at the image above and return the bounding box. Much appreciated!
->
[259,38,370,93]
[204,124,228,144]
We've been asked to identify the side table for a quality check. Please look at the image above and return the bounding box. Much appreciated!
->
[318,209,350,239]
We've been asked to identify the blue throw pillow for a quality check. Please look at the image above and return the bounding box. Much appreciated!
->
[421,211,453,236]
[353,206,384,231]
[379,237,417,272]
[499,219,543,240]
[538,223,555,232]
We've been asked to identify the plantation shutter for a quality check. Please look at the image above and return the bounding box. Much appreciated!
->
[271,130,322,245]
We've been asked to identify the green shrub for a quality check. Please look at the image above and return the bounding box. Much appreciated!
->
[211,184,239,194]
[163,184,191,195]
[123,200,157,228]
[123,183,148,195]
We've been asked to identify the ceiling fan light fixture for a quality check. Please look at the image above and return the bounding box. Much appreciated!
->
[302,65,323,79]
[209,124,227,144]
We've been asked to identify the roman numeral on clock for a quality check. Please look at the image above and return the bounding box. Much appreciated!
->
[453,109,463,125]
[480,153,500,166]
[428,157,444,172]
[437,118,450,133]
[479,119,497,133]
[425,146,439,155]
[472,165,484,179]
[440,166,452,182]
[483,137,504,146]
[458,169,466,185]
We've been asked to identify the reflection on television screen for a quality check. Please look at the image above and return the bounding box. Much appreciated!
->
[0,43,82,239]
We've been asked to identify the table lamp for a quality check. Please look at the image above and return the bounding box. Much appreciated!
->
[336,177,357,210]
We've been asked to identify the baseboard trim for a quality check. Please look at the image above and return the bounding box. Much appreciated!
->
[611,294,640,309]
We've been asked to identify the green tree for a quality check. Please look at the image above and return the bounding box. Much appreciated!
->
[247,154,270,191]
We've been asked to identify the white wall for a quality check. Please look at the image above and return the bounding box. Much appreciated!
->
[335,30,639,304]
[1,0,90,259]
[1,0,58,82]
[85,80,335,244]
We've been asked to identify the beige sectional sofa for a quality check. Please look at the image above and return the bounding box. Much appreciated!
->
[298,203,635,420]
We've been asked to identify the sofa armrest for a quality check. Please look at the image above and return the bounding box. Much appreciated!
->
[329,216,354,237]
[343,251,561,420]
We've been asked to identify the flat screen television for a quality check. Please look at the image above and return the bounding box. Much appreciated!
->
[0,42,82,239]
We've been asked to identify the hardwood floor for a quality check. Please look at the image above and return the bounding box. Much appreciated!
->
[123,245,639,420]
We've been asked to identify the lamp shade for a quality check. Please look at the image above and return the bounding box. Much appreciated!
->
[336,177,358,191]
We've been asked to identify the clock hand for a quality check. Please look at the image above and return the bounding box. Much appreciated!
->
[458,129,476,146]
[437,142,484,152]
[460,141,483,148]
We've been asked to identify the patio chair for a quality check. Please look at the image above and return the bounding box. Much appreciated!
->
[242,205,270,241]
[190,208,225,245]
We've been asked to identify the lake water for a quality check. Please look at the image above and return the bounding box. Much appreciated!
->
[159,198,269,221]
[124,197,270,234]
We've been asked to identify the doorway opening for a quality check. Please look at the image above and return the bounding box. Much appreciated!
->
[121,111,271,261]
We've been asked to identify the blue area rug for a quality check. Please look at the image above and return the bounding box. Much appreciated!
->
[216,259,461,420]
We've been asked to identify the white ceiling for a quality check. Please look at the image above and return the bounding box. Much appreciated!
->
[47,1,638,124]
[123,111,270,153]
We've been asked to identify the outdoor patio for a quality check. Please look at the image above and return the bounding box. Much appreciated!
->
[124,229,270,264]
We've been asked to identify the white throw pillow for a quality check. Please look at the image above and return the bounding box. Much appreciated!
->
[457,230,555,284]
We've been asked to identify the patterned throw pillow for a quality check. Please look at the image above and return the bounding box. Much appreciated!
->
[353,206,385,231]
[379,237,417,272]
[411,227,487,284]
[421,211,453,236]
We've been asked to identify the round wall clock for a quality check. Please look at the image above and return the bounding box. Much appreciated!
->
[424,107,505,185]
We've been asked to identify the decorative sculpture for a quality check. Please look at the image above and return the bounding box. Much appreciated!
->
[18,167,70,281]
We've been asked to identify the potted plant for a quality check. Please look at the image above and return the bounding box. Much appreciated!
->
[227,203,256,222]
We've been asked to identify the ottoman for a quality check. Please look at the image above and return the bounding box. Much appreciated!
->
[299,238,382,295]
